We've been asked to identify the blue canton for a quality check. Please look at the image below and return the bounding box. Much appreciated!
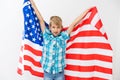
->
[40,28,70,74]
[23,0,48,45]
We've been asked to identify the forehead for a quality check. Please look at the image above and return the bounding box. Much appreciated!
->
[50,22,58,27]
[49,21,62,28]
[51,23,57,26]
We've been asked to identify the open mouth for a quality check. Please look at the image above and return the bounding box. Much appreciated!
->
[54,32,58,34]
[53,32,59,36]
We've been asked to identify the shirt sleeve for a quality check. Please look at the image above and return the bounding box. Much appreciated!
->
[61,31,70,40]
[42,27,51,40]
[43,27,50,35]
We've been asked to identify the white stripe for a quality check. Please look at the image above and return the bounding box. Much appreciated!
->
[90,12,106,35]
[24,71,43,79]
[71,24,97,37]
[66,59,112,68]
[24,39,43,50]
[91,13,105,34]
[91,13,100,27]
[18,62,23,71]
[17,51,24,71]
[82,12,91,21]
[67,36,109,48]
[24,60,43,73]
[65,70,112,80]
[99,26,105,35]
[23,1,30,8]
[66,48,113,56]
[24,50,41,61]
[20,50,24,57]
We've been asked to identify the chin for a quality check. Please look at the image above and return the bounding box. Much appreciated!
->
[53,34,58,36]
[53,35,58,37]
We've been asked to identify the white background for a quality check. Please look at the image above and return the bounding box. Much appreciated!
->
[0,0,120,80]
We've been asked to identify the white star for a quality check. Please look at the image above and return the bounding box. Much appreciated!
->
[32,38,36,41]
[29,19,32,23]
[27,27,30,30]
[38,29,40,31]
[35,17,38,20]
[25,21,28,25]
[30,32,33,36]
[32,25,35,28]
[36,23,39,26]
[26,13,30,17]
[25,34,29,37]
[35,30,37,33]
[33,11,35,15]
[39,37,41,40]
[28,6,31,9]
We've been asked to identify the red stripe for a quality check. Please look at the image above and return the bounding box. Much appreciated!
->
[24,54,112,74]
[24,44,42,56]
[24,55,41,67]
[103,32,108,40]
[66,54,112,62]
[69,30,103,42]
[24,55,112,74]
[72,21,89,32]
[65,65,112,74]
[95,19,103,30]
[24,65,43,77]
[66,42,112,50]
[89,7,97,24]
[65,75,107,80]
[21,45,24,52]
[17,68,22,75]
[69,7,97,33]
[19,56,22,63]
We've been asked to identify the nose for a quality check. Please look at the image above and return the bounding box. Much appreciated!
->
[54,28,58,32]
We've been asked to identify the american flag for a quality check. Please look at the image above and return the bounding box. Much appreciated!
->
[17,0,113,80]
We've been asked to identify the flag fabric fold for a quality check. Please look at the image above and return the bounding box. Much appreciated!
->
[17,0,113,80]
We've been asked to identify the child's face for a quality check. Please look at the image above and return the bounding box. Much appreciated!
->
[49,22,62,37]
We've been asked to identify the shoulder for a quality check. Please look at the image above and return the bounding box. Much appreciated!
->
[60,31,70,40]
[43,27,51,34]
[42,27,52,39]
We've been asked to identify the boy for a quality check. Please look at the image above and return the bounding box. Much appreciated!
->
[30,0,89,80]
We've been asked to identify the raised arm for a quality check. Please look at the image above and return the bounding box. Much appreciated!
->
[30,0,45,33]
[67,8,89,35]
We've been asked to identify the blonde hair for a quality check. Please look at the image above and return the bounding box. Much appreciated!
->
[49,16,62,28]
